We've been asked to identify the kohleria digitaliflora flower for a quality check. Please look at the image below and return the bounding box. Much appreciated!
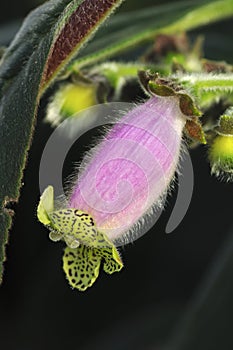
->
[38,74,204,291]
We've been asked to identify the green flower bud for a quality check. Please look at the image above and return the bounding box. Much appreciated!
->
[46,82,98,126]
[209,112,233,181]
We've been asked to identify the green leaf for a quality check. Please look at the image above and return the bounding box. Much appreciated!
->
[0,0,124,283]
[71,0,233,69]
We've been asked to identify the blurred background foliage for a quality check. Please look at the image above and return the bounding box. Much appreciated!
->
[0,1,233,350]
[0,0,175,23]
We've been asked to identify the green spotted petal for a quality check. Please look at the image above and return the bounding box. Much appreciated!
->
[37,185,54,225]
[95,234,124,273]
[101,246,123,274]
[63,244,123,291]
[50,208,98,247]
[50,208,118,250]
[63,246,101,291]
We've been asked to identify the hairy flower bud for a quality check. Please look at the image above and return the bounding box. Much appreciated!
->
[209,112,233,181]
[46,82,98,126]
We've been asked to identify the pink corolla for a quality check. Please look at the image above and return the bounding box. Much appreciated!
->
[69,95,186,242]
[38,92,190,291]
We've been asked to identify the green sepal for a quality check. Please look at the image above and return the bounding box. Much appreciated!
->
[148,81,176,97]
[215,115,233,136]
[178,93,202,117]
[185,119,206,144]
[139,71,202,119]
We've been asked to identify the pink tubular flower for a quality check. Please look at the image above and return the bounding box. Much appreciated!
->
[68,95,186,244]
[38,92,191,291]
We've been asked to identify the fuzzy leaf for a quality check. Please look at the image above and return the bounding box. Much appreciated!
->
[0,0,124,283]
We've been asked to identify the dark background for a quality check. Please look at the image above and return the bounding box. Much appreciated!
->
[0,1,233,350]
